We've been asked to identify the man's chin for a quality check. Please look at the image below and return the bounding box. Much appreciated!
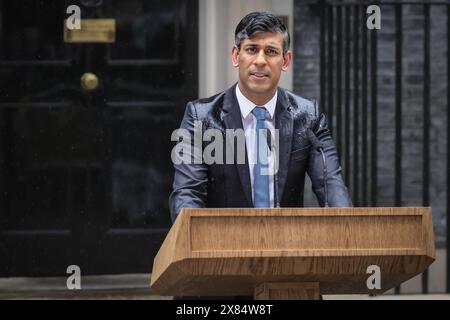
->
[247,85,274,95]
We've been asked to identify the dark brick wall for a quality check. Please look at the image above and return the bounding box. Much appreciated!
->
[293,1,448,246]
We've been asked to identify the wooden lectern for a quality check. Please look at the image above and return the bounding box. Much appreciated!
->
[150,207,435,300]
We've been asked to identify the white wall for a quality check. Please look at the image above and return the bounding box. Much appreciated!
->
[198,0,294,99]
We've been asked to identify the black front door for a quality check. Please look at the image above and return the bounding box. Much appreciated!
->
[0,0,198,276]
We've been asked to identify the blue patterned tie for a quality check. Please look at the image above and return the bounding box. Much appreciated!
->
[251,107,270,208]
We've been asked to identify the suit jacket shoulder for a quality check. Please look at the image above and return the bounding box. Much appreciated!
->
[187,90,227,123]
[283,89,317,113]
[281,88,320,126]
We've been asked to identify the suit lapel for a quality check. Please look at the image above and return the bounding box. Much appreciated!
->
[275,88,293,201]
[222,85,253,207]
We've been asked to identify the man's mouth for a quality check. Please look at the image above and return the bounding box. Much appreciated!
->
[250,72,268,79]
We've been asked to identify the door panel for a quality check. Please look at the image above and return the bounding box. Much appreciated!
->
[109,105,176,229]
[0,0,198,276]
[105,1,183,61]
[0,1,68,61]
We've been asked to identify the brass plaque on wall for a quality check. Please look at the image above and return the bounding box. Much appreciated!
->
[64,19,115,43]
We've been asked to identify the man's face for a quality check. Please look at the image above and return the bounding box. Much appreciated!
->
[232,32,292,103]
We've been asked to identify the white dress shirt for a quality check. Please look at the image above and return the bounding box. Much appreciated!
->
[235,85,277,208]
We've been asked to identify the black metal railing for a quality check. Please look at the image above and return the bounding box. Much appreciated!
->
[303,0,450,294]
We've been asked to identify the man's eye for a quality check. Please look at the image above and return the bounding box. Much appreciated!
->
[246,47,257,54]
[266,49,279,56]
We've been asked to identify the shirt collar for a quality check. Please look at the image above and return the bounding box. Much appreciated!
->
[235,84,277,120]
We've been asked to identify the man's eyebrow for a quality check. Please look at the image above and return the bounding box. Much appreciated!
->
[266,43,282,49]
[243,43,281,50]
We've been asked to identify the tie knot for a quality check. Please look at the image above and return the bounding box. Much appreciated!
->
[252,107,267,121]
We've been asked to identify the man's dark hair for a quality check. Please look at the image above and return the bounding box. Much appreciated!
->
[235,12,290,54]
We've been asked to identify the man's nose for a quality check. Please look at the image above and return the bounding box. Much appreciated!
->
[254,50,267,65]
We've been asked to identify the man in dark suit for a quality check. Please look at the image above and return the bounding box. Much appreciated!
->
[169,12,352,223]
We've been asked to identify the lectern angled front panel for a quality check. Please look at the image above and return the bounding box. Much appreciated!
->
[151,207,435,296]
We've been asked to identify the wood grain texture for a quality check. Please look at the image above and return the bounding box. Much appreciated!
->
[254,282,320,300]
[150,207,435,297]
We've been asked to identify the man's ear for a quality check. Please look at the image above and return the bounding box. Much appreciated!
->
[282,50,292,72]
[231,46,239,68]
